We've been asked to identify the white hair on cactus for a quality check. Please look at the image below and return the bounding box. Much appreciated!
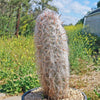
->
[34,8,69,100]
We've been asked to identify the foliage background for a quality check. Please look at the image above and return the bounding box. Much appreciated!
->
[0,25,99,96]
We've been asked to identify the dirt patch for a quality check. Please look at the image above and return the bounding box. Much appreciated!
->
[70,65,100,100]
[70,70,100,91]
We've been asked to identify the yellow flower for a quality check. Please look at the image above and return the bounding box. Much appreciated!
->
[98,57,100,60]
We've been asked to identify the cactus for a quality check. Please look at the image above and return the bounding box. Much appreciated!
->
[34,9,69,100]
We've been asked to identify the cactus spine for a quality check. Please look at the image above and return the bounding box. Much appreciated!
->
[34,9,69,100]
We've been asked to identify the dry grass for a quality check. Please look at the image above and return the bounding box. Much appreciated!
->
[70,65,100,100]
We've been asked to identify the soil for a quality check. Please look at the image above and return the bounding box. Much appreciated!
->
[24,87,84,100]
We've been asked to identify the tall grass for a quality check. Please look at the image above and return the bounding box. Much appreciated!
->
[64,24,97,74]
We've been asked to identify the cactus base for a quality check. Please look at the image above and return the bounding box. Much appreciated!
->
[22,87,87,100]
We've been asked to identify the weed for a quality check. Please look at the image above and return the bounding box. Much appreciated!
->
[94,88,100,98]
[64,24,99,74]
[0,36,40,94]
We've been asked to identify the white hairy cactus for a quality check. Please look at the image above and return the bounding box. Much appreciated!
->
[34,9,69,100]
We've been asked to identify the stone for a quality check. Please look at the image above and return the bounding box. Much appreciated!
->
[0,93,6,98]
[3,96,21,100]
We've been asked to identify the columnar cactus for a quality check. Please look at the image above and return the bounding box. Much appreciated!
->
[34,9,69,100]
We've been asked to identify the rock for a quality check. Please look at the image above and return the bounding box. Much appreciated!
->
[3,96,21,100]
[0,93,6,98]
[0,93,6,100]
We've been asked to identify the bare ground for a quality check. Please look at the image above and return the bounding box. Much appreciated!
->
[70,65,100,100]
